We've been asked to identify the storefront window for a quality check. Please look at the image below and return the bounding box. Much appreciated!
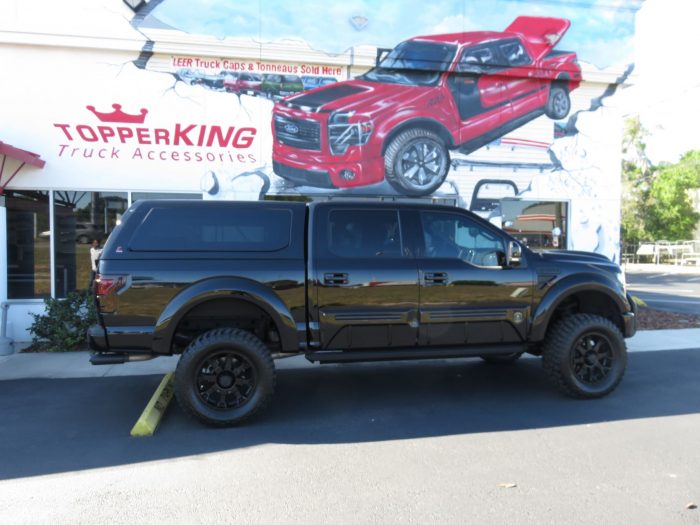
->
[53,191,128,297]
[501,200,568,251]
[6,190,50,299]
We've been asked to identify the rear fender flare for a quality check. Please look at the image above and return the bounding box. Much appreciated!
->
[152,277,297,354]
[530,274,628,341]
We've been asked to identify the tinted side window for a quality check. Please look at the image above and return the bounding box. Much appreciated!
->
[499,39,531,67]
[130,206,291,252]
[458,44,502,73]
[328,209,402,258]
[420,211,505,267]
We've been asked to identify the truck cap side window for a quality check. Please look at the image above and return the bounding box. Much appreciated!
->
[129,206,292,252]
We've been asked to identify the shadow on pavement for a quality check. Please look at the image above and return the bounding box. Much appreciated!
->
[1,349,699,480]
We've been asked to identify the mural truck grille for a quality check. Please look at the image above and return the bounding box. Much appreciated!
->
[274,116,321,151]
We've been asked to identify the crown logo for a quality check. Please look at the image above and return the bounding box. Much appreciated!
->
[86,103,148,124]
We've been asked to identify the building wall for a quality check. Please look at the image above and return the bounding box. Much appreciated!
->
[0,0,639,341]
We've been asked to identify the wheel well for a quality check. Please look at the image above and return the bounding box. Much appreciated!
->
[554,73,571,92]
[381,119,454,156]
[170,298,280,354]
[549,291,624,334]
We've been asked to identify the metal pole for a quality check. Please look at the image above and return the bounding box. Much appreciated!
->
[0,302,13,355]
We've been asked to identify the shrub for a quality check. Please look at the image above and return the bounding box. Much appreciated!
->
[29,290,98,352]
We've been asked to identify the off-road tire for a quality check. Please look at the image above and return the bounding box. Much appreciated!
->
[480,352,523,364]
[544,83,571,120]
[175,328,276,427]
[384,128,450,197]
[542,314,626,399]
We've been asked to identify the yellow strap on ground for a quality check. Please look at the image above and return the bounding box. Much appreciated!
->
[130,372,175,437]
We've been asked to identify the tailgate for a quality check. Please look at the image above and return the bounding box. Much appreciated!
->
[505,16,571,60]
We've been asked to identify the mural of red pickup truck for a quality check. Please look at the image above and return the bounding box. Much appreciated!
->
[272,16,581,196]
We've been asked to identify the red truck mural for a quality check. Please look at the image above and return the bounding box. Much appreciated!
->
[272,16,581,196]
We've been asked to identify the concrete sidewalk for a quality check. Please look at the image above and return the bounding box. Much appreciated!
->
[0,328,698,381]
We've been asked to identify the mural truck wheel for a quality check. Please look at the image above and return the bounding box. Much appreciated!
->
[545,84,571,120]
[384,128,449,197]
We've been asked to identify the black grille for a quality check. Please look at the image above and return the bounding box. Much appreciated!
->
[274,115,321,151]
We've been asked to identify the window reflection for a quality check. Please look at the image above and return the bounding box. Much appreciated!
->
[6,190,50,299]
[501,200,568,251]
[53,191,127,297]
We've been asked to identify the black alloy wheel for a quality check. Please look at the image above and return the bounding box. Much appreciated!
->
[195,351,257,410]
[570,332,614,386]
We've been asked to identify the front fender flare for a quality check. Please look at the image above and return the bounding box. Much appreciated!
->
[152,276,298,354]
[530,273,628,341]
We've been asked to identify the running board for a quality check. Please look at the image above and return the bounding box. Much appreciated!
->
[305,344,526,364]
[90,352,156,365]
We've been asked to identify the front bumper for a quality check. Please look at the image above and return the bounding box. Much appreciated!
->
[272,150,385,189]
[623,293,638,338]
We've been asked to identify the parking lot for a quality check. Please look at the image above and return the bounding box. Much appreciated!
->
[1,348,699,524]
[626,264,700,315]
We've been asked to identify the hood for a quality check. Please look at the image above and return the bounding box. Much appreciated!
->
[539,250,611,264]
[280,79,433,117]
[538,250,622,276]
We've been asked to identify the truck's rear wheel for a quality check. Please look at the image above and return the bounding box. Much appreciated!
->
[175,328,275,426]
[545,83,571,120]
[384,128,449,196]
[542,314,626,398]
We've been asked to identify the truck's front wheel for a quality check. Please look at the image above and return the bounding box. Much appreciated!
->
[175,328,276,426]
[542,314,626,399]
[384,128,449,197]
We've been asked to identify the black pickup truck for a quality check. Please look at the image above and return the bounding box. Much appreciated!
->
[89,200,636,426]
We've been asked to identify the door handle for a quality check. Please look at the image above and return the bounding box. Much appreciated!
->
[324,273,349,285]
[424,272,448,285]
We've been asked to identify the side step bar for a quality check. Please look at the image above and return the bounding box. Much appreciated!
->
[90,352,156,365]
[305,344,526,364]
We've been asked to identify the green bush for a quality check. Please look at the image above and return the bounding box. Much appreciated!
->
[29,290,98,352]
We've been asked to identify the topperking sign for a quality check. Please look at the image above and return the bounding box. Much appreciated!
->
[52,103,260,165]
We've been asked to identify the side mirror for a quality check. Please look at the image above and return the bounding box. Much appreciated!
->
[506,240,522,267]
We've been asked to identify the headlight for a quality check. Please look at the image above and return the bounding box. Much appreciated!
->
[328,111,373,155]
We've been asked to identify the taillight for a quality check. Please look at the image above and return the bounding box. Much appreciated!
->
[94,274,127,313]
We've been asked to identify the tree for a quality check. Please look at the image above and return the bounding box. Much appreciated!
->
[620,116,654,244]
[645,150,700,241]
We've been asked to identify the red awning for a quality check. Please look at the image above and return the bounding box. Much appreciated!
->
[0,140,45,194]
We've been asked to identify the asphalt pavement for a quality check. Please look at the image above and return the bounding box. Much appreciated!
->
[1,344,700,523]
[625,263,700,315]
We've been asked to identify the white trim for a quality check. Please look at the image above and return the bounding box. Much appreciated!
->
[0,205,6,304]
[49,190,55,298]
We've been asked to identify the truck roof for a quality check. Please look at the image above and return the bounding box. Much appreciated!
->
[410,31,517,47]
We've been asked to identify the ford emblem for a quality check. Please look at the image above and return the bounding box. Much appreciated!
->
[284,123,299,134]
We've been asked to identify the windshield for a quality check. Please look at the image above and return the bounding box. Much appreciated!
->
[360,41,456,87]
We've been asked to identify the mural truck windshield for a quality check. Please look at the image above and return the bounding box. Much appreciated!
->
[361,42,457,87]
